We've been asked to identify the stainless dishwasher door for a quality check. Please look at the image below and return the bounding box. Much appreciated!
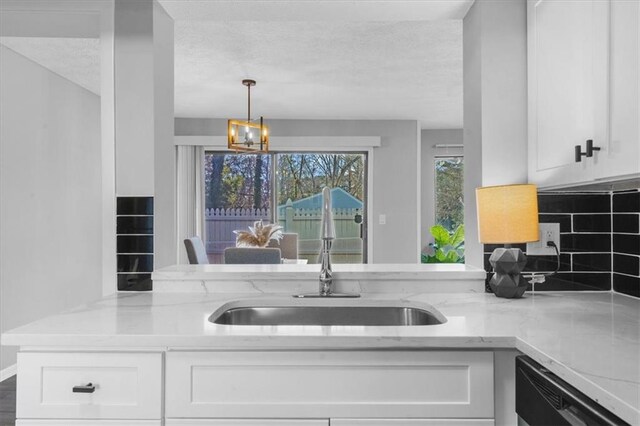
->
[515,356,629,426]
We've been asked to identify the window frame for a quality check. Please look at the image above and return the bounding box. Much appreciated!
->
[421,143,464,252]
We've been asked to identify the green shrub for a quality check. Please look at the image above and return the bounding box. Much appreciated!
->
[421,224,465,264]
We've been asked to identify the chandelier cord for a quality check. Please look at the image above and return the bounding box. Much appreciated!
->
[247,83,251,122]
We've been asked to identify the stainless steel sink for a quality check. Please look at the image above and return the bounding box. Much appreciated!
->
[209,300,446,326]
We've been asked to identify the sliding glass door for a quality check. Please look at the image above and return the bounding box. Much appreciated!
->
[203,151,367,264]
[276,153,366,264]
[203,153,273,264]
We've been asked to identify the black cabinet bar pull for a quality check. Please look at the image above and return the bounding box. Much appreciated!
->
[72,383,95,393]
[586,139,601,157]
[575,139,600,162]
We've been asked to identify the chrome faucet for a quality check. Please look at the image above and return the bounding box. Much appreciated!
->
[319,187,336,296]
[293,187,359,298]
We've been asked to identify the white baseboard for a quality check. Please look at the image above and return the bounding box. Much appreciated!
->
[0,363,16,381]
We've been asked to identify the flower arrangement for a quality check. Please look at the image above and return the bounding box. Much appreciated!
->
[234,220,284,247]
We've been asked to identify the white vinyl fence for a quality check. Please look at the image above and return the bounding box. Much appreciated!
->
[205,203,363,264]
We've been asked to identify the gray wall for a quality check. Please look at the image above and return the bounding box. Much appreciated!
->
[0,47,103,371]
[176,118,421,264]
[420,129,463,250]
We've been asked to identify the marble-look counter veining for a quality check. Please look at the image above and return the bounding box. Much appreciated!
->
[2,292,639,424]
[151,263,487,293]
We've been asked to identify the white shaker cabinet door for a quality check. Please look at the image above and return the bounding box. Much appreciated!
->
[601,0,640,181]
[331,420,494,426]
[527,0,609,188]
[166,421,328,426]
[17,421,161,426]
[165,351,494,419]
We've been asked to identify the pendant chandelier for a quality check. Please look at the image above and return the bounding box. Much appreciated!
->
[228,79,269,153]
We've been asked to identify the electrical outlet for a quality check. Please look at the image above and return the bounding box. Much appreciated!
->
[379,214,386,225]
[526,223,561,256]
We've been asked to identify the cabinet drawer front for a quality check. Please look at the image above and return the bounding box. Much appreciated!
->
[167,420,328,426]
[17,352,162,420]
[166,351,494,419]
[332,420,494,426]
[17,421,161,426]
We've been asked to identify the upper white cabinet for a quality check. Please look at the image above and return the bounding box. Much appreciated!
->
[528,0,639,189]
[603,0,640,180]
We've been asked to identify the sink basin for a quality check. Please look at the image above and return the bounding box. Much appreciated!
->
[209,299,446,326]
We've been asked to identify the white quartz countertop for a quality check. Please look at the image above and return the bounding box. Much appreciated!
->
[152,263,487,281]
[2,291,639,424]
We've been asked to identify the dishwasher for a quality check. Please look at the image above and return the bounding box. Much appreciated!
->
[516,355,629,426]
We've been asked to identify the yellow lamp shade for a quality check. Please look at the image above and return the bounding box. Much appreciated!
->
[476,184,539,244]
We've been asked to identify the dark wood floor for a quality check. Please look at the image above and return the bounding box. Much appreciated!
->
[0,375,16,426]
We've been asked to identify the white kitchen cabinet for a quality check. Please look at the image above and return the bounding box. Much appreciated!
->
[165,350,494,420]
[331,420,494,426]
[166,420,328,426]
[601,0,640,180]
[527,0,610,188]
[17,421,161,426]
[16,352,162,421]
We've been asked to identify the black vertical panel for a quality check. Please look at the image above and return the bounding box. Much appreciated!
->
[117,196,154,291]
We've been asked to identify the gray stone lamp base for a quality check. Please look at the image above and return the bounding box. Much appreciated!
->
[489,247,528,298]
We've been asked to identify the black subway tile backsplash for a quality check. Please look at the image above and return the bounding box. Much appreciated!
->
[538,193,610,214]
[613,273,640,298]
[542,273,611,291]
[539,214,572,233]
[117,235,153,254]
[117,197,154,215]
[116,196,154,291]
[572,253,611,272]
[117,216,154,235]
[613,191,640,213]
[613,254,640,277]
[572,214,611,233]
[484,190,640,298]
[613,234,640,256]
[117,273,152,291]
[524,254,571,273]
[613,214,639,234]
[560,233,611,253]
[117,254,154,273]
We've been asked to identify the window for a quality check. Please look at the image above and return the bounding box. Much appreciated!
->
[203,152,367,264]
[434,156,464,232]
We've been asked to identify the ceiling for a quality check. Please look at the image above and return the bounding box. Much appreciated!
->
[0,0,471,129]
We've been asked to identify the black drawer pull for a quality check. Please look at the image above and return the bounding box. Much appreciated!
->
[72,383,95,393]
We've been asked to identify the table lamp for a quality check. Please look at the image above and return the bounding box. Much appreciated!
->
[476,184,539,298]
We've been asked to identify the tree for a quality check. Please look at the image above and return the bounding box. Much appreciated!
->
[276,153,364,205]
[435,157,464,231]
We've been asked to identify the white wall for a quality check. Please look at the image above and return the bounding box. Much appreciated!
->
[420,129,463,250]
[114,0,155,196]
[112,0,176,269]
[463,0,528,268]
[0,46,103,371]
[175,118,421,264]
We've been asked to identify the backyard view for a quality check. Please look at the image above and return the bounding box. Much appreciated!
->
[422,156,465,264]
[435,157,464,231]
[204,152,366,264]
